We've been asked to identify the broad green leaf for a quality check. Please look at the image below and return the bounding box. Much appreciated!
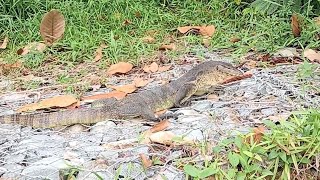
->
[237,153,248,168]
[228,152,240,167]
[254,154,263,162]
[268,149,278,159]
[227,169,236,179]
[262,120,276,128]
[198,168,218,178]
[213,146,222,153]
[300,157,311,164]
[279,151,287,162]
[183,164,200,177]
[234,136,243,148]
[243,151,253,158]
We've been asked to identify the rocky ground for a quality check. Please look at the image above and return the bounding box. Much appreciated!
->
[0,52,320,180]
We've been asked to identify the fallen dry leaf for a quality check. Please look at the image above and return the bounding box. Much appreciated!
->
[158,65,171,72]
[142,36,156,43]
[81,91,127,102]
[291,14,301,37]
[17,42,47,55]
[314,16,320,26]
[155,109,167,117]
[143,62,159,73]
[17,95,78,113]
[230,37,241,43]
[107,62,133,75]
[199,25,216,37]
[40,9,66,45]
[177,25,216,37]
[133,77,152,87]
[0,36,9,49]
[149,120,170,133]
[303,49,320,62]
[253,125,265,143]
[159,43,176,51]
[94,43,107,62]
[207,94,219,101]
[123,19,132,26]
[110,84,137,94]
[149,131,176,145]
[139,154,152,169]
[0,61,22,72]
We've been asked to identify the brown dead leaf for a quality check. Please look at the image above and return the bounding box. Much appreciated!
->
[17,95,78,113]
[253,125,265,143]
[291,14,301,37]
[40,9,65,45]
[222,71,253,84]
[139,154,152,169]
[133,77,152,87]
[110,84,137,94]
[135,11,142,18]
[94,43,107,62]
[159,43,176,51]
[149,120,170,133]
[142,36,156,43]
[177,26,199,34]
[158,65,171,72]
[0,36,8,49]
[0,61,22,71]
[107,62,133,75]
[314,16,320,26]
[155,109,167,117]
[199,25,216,37]
[17,42,47,55]
[149,131,176,145]
[303,49,320,62]
[123,19,132,26]
[143,62,159,73]
[81,91,127,101]
[207,94,219,101]
[230,37,241,43]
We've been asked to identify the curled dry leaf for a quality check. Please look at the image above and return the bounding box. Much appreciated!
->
[155,109,167,117]
[133,77,152,87]
[303,49,320,62]
[149,131,176,145]
[17,42,47,55]
[107,62,133,75]
[158,65,171,72]
[0,36,9,49]
[94,43,107,62]
[177,25,216,37]
[149,120,170,133]
[110,84,137,94]
[139,154,152,169]
[81,91,127,102]
[143,62,159,73]
[252,125,265,143]
[159,43,176,51]
[291,14,301,37]
[123,19,132,26]
[17,95,78,113]
[40,9,66,45]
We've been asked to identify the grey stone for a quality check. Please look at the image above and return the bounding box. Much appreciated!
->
[131,146,149,155]
[178,114,208,123]
[274,47,299,57]
[82,145,105,157]
[4,153,25,164]
[22,165,60,180]
[167,150,183,160]
[191,100,213,112]
[159,166,184,180]
[77,171,113,180]
[175,109,199,116]
[90,120,117,133]
[1,164,24,179]
[184,129,204,141]
[99,150,119,160]
[261,108,278,116]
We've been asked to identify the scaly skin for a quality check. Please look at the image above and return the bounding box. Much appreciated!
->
[0,61,243,128]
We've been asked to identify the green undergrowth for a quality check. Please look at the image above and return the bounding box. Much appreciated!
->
[184,109,320,179]
[1,0,320,69]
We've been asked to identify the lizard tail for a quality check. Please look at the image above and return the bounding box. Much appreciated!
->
[0,107,112,128]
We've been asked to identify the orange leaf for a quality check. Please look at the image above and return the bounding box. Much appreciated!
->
[110,84,137,94]
[17,42,47,55]
[158,65,171,72]
[142,36,155,43]
[303,49,320,62]
[133,77,152,87]
[81,91,126,101]
[253,125,265,143]
[177,26,201,34]
[107,62,133,75]
[123,19,132,26]
[0,36,8,49]
[94,43,107,62]
[291,14,301,37]
[159,43,176,51]
[40,9,65,45]
[17,95,78,113]
[143,62,159,73]
[230,37,241,43]
[139,154,152,169]
[199,25,216,37]
[222,71,253,84]
[149,120,170,133]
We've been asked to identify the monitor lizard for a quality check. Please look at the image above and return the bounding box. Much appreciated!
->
[0,61,243,128]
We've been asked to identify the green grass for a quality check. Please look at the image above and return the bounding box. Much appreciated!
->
[184,109,320,179]
[1,0,319,69]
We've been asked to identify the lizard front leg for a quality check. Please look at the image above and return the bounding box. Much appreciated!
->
[174,82,198,108]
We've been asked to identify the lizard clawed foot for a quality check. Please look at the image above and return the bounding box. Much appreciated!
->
[175,100,192,108]
[154,112,182,121]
